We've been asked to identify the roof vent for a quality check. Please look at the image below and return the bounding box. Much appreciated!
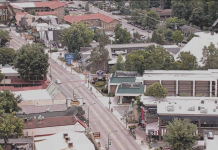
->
[201,100,204,104]
[68,141,73,148]
[63,133,68,138]
[45,108,50,112]
[65,136,70,141]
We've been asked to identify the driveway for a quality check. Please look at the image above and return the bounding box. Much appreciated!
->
[205,135,218,150]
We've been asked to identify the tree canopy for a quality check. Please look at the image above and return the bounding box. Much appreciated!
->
[0,90,24,144]
[144,82,168,98]
[90,44,109,70]
[163,118,199,150]
[125,45,176,74]
[172,30,184,45]
[201,43,218,69]
[60,22,94,53]
[114,24,131,44]
[0,89,22,113]
[0,111,24,144]
[111,54,124,73]
[0,70,4,83]
[0,48,16,66]
[0,30,10,48]
[146,10,160,29]
[130,0,150,11]
[176,51,198,70]
[85,2,90,11]
[14,43,49,81]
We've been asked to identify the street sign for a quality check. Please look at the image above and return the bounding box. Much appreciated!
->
[70,99,80,106]
[93,132,100,139]
[108,140,111,145]
[67,59,71,64]
[64,53,74,59]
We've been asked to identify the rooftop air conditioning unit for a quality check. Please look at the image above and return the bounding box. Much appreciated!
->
[68,141,73,148]
[63,133,68,138]
[65,136,70,141]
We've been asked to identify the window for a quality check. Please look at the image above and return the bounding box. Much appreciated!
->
[5,76,8,79]
[96,23,98,26]
[91,24,93,26]
[17,76,21,79]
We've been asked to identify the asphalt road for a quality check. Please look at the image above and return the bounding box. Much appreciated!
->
[49,58,142,150]
[72,1,152,38]
[9,31,28,50]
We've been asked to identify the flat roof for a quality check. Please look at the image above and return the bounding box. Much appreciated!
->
[110,73,136,83]
[157,99,218,116]
[143,70,218,81]
[116,84,145,94]
[105,43,158,58]
[175,32,218,66]
[13,89,51,101]
[1,67,19,76]
[35,131,95,150]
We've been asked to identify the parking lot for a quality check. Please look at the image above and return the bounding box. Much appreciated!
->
[205,135,218,150]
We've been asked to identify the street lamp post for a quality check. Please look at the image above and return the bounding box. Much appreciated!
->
[73,86,81,98]
[108,130,117,150]
[88,103,95,127]
[109,96,111,111]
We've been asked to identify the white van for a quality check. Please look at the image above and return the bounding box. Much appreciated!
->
[56,79,61,84]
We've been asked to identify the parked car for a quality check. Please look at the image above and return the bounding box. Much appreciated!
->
[207,132,214,139]
[182,41,187,44]
[127,21,131,24]
[109,34,113,37]
[141,27,145,30]
[56,79,61,84]
[141,36,146,39]
[147,30,151,33]
[135,24,138,27]
[118,18,122,20]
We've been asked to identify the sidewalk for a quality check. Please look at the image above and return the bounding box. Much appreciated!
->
[49,52,150,150]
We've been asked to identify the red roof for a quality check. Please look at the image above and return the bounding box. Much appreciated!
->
[64,13,115,24]
[24,115,87,129]
[34,1,66,9]
[36,11,58,16]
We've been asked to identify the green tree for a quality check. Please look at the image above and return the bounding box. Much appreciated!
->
[98,32,110,46]
[187,33,199,42]
[144,82,168,98]
[163,118,199,150]
[0,30,10,48]
[146,10,160,29]
[114,24,131,44]
[151,30,166,45]
[165,17,186,30]
[132,31,142,43]
[90,44,109,70]
[0,145,2,150]
[60,22,94,53]
[0,70,4,82]
[74,50,80,61]
[65,8,69,15]
[201,43,218,69]
[14,43,49,81]
[111,54,124,73]
[130,0,150,10]
[125,45,176,74]
[0,89,22,113]
[85,2,90,11]
[172,30,184,45]
[0,111,24,144]
[176,51,198,70]
[0,48,16,66]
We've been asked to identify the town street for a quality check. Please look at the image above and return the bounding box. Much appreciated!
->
[9,31,28,50]
[49,58,142,150]
[72,1,152,38]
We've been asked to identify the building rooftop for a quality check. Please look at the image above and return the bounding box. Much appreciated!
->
[23,115,87,129]
[13,89,52,101]
[157,99,218,116]
[36,11,58,16]
[34,131,95,150]
[110,71,138,83]
[143,69,218,81]
[175,32,218,66]
[116,83,145,94]
[10,1,66,10]
[20,104,67,114]
[64,12,116,24]
[0,66,19,76]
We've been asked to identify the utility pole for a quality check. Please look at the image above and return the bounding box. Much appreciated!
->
[109,96,111,111]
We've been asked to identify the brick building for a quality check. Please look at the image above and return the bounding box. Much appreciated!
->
[9,1,66,23]
[64,13,121,31]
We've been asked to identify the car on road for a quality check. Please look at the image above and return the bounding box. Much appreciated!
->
[127,21,131,24]
[140,36,146,39]
[56,79,61,84]
[135,24,138,27]
[207,132,214,139]
[147,30,152,33]
[182,41,187,44]
[141,27,145,30]
[109,34,113,37]
[118,18,122,20]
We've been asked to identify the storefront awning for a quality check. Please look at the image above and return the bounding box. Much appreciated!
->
[145,122,159,135]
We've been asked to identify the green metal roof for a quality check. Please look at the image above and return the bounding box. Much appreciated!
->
[110,73,136,83]
[117,84,145,94]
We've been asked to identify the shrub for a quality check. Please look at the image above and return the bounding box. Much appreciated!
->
[101,87,108,93]
[108,92,115,97]
[95,81,105,87]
